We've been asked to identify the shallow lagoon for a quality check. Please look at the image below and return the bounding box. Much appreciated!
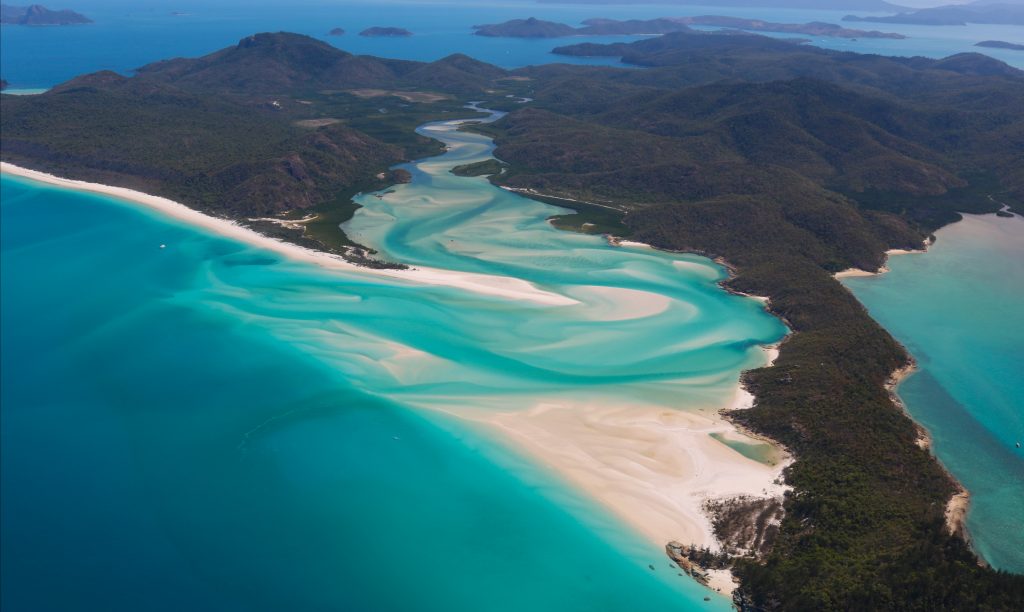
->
[0,110,787,609]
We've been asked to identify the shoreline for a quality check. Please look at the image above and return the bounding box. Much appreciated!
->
[433,135,796,597]
[886,359,975,546]
[3,154,793,599]
[474,396,790,597]
[838,234,981,551]
[0,162,576,307]
[834,243,932,279]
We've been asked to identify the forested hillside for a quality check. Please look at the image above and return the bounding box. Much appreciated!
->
[1,33,515,258]
[3,28,1023,609]
[476,31,1024,609]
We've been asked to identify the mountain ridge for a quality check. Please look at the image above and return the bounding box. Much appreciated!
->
[4,30,1024,608]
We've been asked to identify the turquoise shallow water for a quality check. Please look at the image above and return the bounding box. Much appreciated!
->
[843,214,1024,573]
[0,109,786,610]
[2,0,1022,89]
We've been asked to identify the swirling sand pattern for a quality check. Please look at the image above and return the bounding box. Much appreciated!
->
[0,109,787,610]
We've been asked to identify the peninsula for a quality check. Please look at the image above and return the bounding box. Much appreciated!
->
[0,3,90,24]
[3,29,1023,609]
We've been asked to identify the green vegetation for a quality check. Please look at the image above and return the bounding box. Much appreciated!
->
[486,32,1024,610]
[545,199,631,236]
[1,77,397,214]
[473,17,578,38]
[358,27,413,37]
[3,29,1023,608]
[451,159,505,177]
[0,33,511,261]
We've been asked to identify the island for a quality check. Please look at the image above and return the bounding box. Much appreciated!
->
[473,17,577,38]
[677,15,905,39]
[450,159,505,177]
[540,0,904,9]
[844,2,1024,26]
[977,39,1024,51]
[0,3,91,25]
[358,26,413,37]
[576,17,694,35]
[0,79,7,90]
[327,27,345,36]
[474,16,903,40]
[3,29,1024,610]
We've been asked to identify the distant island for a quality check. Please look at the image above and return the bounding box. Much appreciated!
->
[678,16,904,39]
[0,3,91,25]
[539,0,905,9]
[474,16,903,40]
[358,26,413,37]
[473,17,691,37]
[0,79,8,90]
[844,2,1024,26]
[977,40,1024,51]
[473,17,577,38]
[576,17,695,35]
[327,27,345,36]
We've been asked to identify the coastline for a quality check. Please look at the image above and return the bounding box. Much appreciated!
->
[474,396,790,597]
[4,159,793,597]
[427,123,798,597]
[837,234,978,548]
[885,344,975,548]
[834,244,931,279]
[0,162,576,307]
[473,252,789,597]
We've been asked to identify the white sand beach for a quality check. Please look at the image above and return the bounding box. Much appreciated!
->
[480,399,789,595]
[834,245,930,279]
[0,162,575,306]
[3,161,791,598]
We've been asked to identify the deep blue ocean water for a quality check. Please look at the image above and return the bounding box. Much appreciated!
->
[1,0,1022,90]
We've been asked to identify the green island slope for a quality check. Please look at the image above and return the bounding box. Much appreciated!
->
[0,33,525,264]
[3,29,1024,610]
[471,32,1024,610]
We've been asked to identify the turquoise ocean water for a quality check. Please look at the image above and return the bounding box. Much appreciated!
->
[2,2,1023,606]
[1,109,787,609]
[843,214,1024,574]
[2,0,1022,90]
